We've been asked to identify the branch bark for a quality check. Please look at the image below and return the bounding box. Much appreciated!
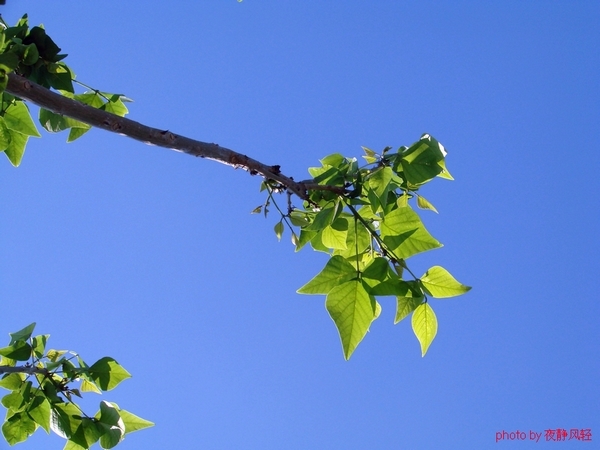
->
[0,365,49,376]
[5,73,313,200]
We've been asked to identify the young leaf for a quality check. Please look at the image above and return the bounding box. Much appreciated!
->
[274,221,284,241]
[412,303,437,356]
[296,255,356,295]
[420,266,471,298]
[416,195,438,213]
[326,279,377,360]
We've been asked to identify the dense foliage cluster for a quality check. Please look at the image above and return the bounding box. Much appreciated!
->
[0,324,152,449]
[260,135,470,359]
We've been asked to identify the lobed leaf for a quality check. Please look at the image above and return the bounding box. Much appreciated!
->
[297,255,356,295]
[326,279,377,359]
[2,412,37,445]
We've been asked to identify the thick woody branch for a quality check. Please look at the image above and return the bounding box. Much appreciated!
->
[5,73,313,200]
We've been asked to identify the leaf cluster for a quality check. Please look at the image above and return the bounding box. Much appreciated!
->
[0,15,131,166]
[0,324,153,449]
[258,134,471,359]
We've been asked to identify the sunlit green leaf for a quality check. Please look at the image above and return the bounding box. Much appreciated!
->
[97,401,125,449]
[0,373,24,390]
[88,358,131,391]
[51,403,81,439]
[380,206,442,258]
[67,124,91,143]
[395,293,424,324]
[2,412,37,445]
[321,217,348,250]
[2,391,24,411]
[32,334,48,359]
[3,128,28,167]
[412,303,437,356]
[274,221,284,241]
[3,101,41,137]
[416,195,438,213]
[119,410,154,435]
[0,116,12,151]
[361,257,390,282]
[80,379,102,394]
[326,279,377,359]
[8,323,36,345]
[420,266,471,298]
[28,394,51,433]
[0,341,32,361]
[297,255,356,295]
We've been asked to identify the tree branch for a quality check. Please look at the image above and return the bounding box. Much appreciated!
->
[0,365,50,376]
[5,73,312,200]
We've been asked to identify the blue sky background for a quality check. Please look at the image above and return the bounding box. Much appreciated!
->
[0,1,598,449]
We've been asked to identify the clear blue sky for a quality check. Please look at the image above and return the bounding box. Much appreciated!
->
[1,2,598,449]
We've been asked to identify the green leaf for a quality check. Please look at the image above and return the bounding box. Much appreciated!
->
[88,357,131,391]
[2,391,24,411]
[3,101,41,137]
[9,324,36,347]
[395,294,425,324]
[32,334,49,359]
[51,402,82,439]
[296,255,356,295]
[80,379,102,394]
[274,221,284,241]
[68,417,103,450]
[0,341,32,361]
[412,303,437,356]
[3,128,29,167]
[400,135,446,186]
[119,410,154,435]
[0,373,24,390]
[420,266,471,298]
[102,95,129,117]
[67,124,91,143]
[416,195,438,213]
[332,215,370,259]
[2,412,37,445]
[361,257,390,282]
[366,166,397,213]
[97,401,125,449]
[326,279,377,360]
[379,206,442,258]
[321,217,348,250]
[306,205,336,231]
[28,394,51,433]
[0,116,12,150]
